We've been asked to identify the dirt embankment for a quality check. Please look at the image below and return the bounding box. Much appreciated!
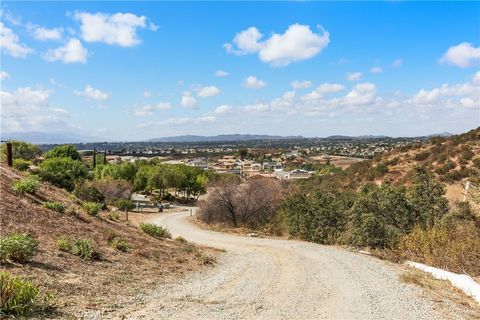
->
[0,165,217,317]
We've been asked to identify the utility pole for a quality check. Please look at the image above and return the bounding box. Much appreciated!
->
[92,148,96,168]
[103,150,107,165]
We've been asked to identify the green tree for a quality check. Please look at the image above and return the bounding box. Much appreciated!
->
[407,167,449,228]
[38,158,88,191]
[44,145,81,160]
[1,141,42,161]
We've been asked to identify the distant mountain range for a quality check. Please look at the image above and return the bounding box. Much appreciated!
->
[148,134,304,143]
[1,131,453,144]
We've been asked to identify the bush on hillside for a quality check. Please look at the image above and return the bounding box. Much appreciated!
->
[73,183,105,204]
[13,159,32,171]
[72,239,98,260]
[81,202,103,216]
[42,202,65,213]
[413,151,431,162]
[44,145,81,160]
[0,271,51,316]
[38,157,88,191]
[12,176,40,195]
[0,141,42,162]
[0,234,38,263]
[139,223,171,239]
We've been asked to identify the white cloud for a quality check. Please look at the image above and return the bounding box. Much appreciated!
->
[215,70,229,77]
[439,42,480,68]
[302,83,344,101]
[473,71,480,84]
[412,77,479,106]
[225,23,330,67]
[132,102,171,116]
[74,12,154,47]
[31,26,63,41]
[197,86,220,97]
[291,80,312,89]
[244,102,269,113]
[370,66,383,74]
[74,85,110,101]
[0,22,32,58]
[244,76,266,89]
[43,38,88,63]
[181,92,197,108]
[392,58,403,68]
[0,87,73,133]
[214,105,233,114]
[1,71,9,80]
[342,83,376,106]
[346,72,362,81]
[143,90,151,98]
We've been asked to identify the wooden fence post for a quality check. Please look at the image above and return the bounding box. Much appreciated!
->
[6,142,13,167]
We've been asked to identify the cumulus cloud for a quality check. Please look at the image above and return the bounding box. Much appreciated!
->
[74,12,155,47]
[214,105,233,114]
[346,72,362,81]
[1,71,9,80]
[74,85,110,101]
[301,83,344,101]
[439,42,480,68]
[342,83,376,106]
[0,22,32,57]
[412,76,479,107]
[0,87,73,133]
[181,92,197,108]
[215,70,229,77]
[29,25,63,41]
[244,76,266,89]
[291,80,312,89]
[370,66,383,74]
[244,102,269,113]
[132,102,171,116]
[43,38,88,63]
[197,86,220,97]
[225,23,330,67]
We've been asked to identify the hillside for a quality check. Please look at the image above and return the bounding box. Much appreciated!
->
[0,165,216,317]
[341,127,480,204]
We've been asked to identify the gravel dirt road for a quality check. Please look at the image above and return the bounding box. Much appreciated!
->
[117,209,467,320]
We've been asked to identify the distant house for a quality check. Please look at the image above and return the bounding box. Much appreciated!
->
[188,157,208,169]
[289,169,313,179]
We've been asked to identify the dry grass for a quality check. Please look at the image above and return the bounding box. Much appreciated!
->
[0,165,218,317]
[399,269,480,319]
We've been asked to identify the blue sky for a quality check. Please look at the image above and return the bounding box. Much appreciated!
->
[1,1,479,141]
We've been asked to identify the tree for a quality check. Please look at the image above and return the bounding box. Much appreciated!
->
[44,145,81,160]
[238,148,248,159]
[197,176,282,228]
[38,157,88,191]
[1,141,42,161]
[407,167,449,228]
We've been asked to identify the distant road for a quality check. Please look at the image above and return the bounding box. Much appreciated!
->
[120,209,450,320]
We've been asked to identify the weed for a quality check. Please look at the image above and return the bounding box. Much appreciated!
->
[72,239,98,260]
[109,238,131,252]
[56,236,72,252]
[43,202,65,213]
[81,202,103,216]
[0,234,38,263]
[139,223,171,239]
[12,176,40,195]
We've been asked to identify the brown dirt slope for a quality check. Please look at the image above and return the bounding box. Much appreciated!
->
[0,165,216,317]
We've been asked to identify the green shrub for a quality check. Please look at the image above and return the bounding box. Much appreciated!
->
[73,183,105,204]
[115,199,134,212]
[56,236,72,252]
[434,161,455,175]
[44,145,81,160]
[108,211,120,221]
[12,176,40,195]
[109,238,131,252]
[0,271,51,316]
[0,234,38,263]
[72,239,98,260]
[81,202,103,216]
[38,157,88,191]
[42,201,65,213]
[13,159,32,171]
[139,223,171,238]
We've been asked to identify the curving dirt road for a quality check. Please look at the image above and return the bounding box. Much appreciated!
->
[119,209,459,320]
